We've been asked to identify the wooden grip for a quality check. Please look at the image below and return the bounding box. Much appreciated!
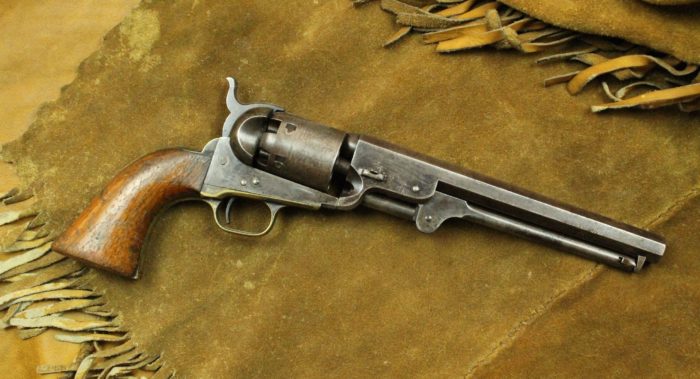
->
[53,149,212,278]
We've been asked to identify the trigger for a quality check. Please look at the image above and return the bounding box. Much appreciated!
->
[224,197,235,224]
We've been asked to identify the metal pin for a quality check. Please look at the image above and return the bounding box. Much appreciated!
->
[240,179,248,186]
[359,168,385,181]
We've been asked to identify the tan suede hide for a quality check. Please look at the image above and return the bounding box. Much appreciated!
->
[3,0,700,377]
[501,0,700,64]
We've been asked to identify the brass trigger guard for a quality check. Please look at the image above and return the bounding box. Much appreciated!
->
[205,198,284,237]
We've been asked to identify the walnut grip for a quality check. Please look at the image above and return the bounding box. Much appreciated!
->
[52,149,212,278]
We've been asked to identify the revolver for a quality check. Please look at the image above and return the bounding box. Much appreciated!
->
[53,77,666,278]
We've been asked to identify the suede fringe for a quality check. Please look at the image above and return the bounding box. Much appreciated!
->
[0,188,173,379]
[356,0,700,112]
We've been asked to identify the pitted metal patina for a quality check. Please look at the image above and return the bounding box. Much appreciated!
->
[199,77,665,272]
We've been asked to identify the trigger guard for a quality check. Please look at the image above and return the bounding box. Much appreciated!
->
[206,198,284,237]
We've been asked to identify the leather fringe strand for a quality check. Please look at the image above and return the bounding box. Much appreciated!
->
[0,188,174,379]
[355,0,700,113]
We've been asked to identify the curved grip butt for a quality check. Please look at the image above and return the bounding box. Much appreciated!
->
[53,149,211,278]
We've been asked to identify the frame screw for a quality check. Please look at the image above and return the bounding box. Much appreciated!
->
[424,215,433,222]
[412,185,420,192]
[240,179,248,186]
[252,177,260,185]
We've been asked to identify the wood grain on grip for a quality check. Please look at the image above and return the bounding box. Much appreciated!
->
[52,149,212,278]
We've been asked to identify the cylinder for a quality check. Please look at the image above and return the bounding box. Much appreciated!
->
[254,112,347,192]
